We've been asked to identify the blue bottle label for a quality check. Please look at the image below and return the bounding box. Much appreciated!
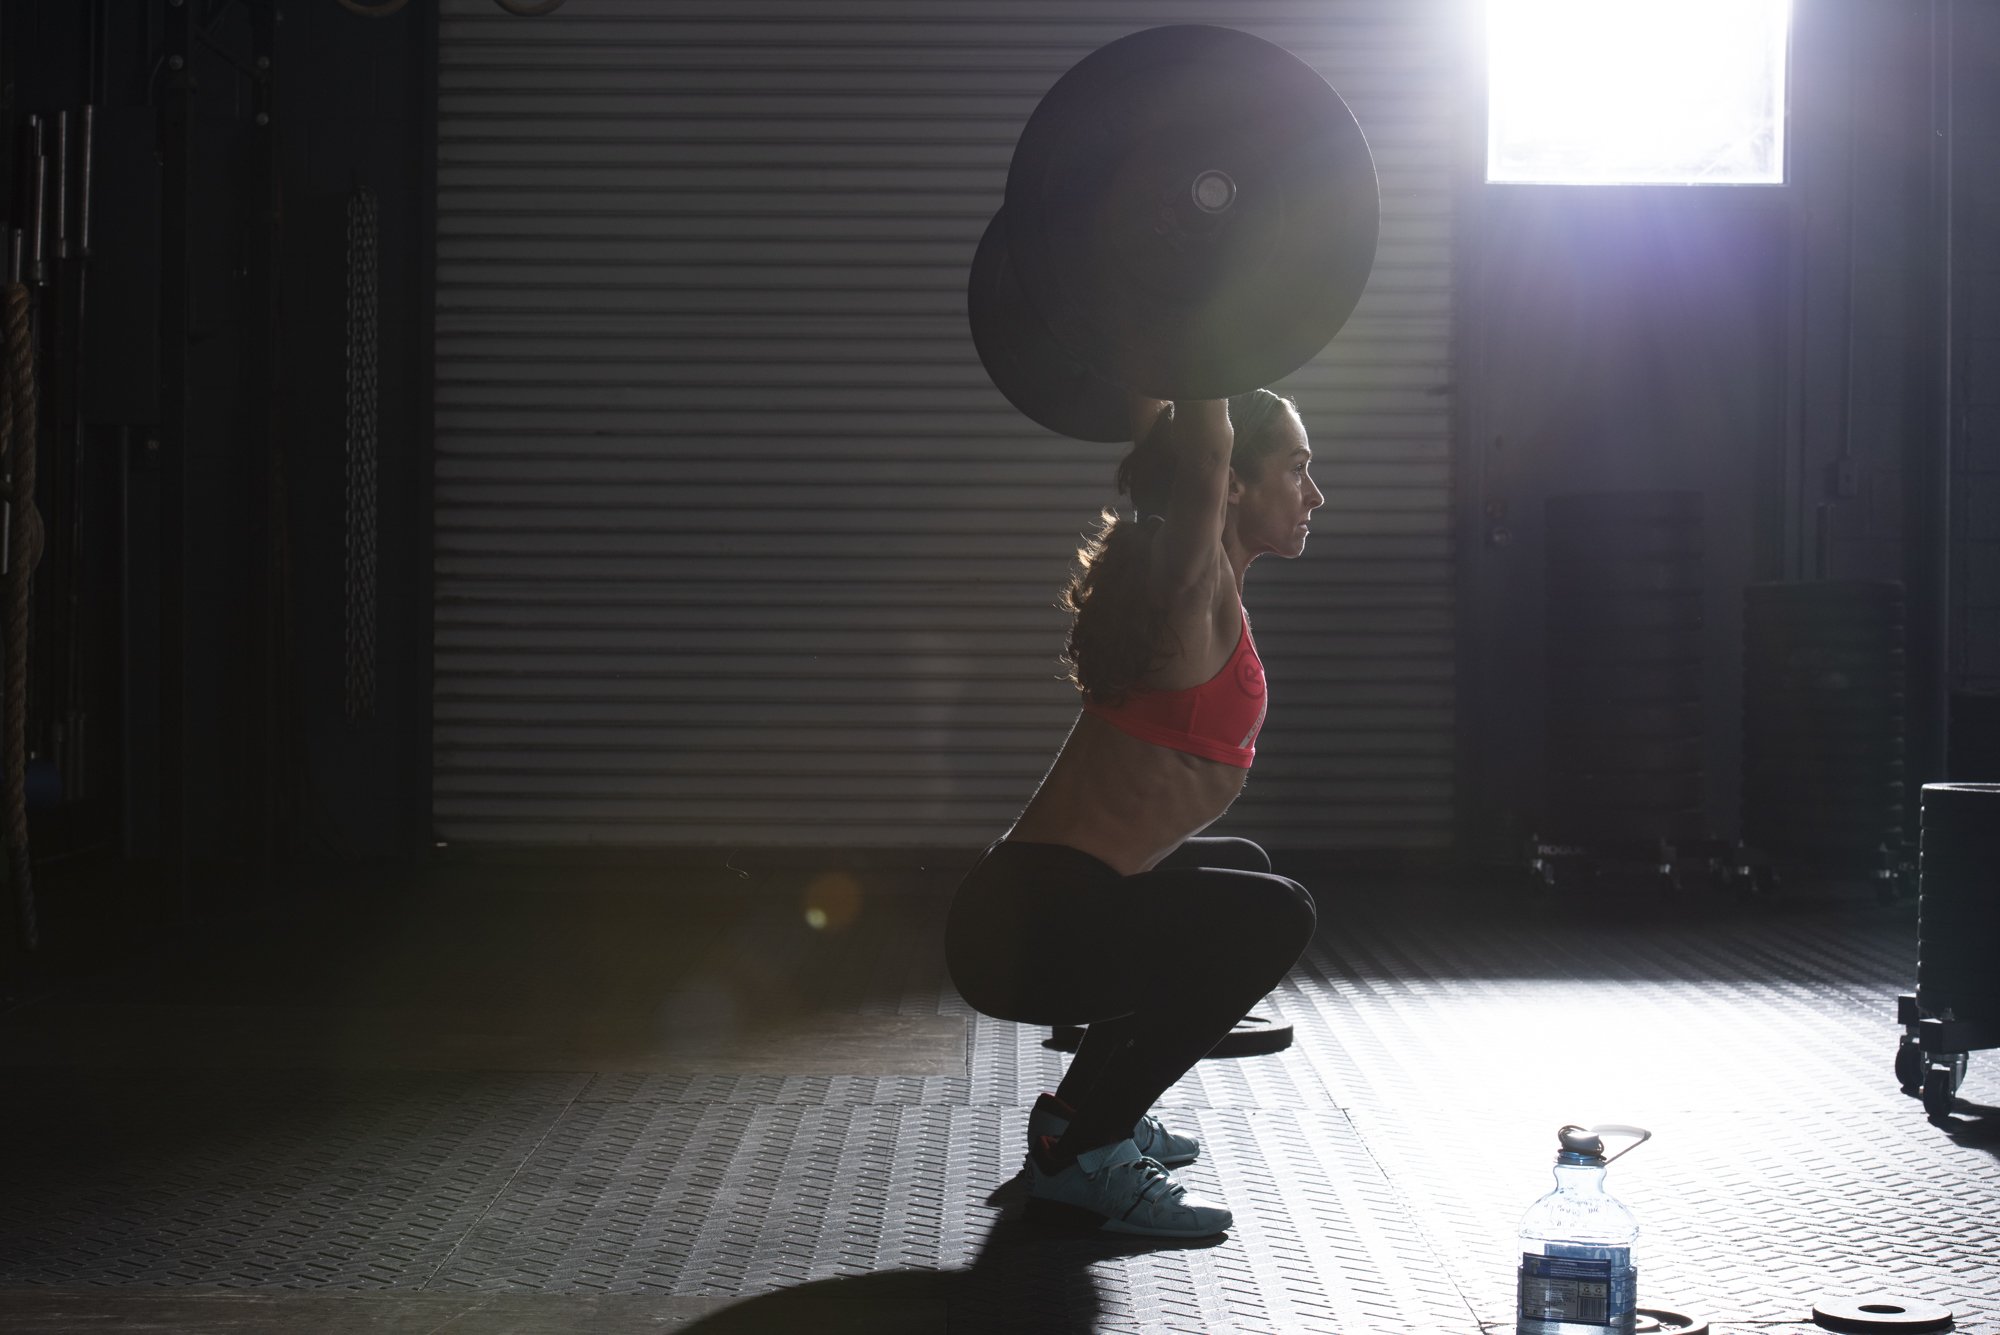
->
[1517,1249,1636,1326]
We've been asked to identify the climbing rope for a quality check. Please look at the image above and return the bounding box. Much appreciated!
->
[3,282,43,950]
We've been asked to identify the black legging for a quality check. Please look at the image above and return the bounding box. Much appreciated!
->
[945,835,1316,1162]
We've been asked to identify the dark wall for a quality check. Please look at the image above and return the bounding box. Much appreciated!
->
[1457,0,1992,856]
[1790,0,1997,780]
[1459,187,1787,855]
[271,1,433,862]
[0,0,432,942]
[1945,3,2000,774]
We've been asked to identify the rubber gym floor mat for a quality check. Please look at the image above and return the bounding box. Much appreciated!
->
[0,1078,1470,1331]
[2,877,1996,1334]
[1274,898,2000,1332]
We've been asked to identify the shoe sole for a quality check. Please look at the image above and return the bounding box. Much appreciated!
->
[1023,1196,1231,1239]
[1025,1131,1200,1169]
[1030,1143,1199,1169]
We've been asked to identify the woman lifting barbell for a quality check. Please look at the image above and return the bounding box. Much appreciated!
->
[944,389,1323,1239]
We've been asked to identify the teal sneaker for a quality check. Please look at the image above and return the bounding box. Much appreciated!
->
[1024,1137,1232,1238]
[1027,1091,1200,1167]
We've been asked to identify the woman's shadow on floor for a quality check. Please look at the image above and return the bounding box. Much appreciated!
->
[669,1175,1225,1334]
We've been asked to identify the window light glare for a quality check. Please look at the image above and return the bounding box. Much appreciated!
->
[1487,0,1789,185]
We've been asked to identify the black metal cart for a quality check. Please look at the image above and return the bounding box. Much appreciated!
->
[1894,783,2000,1118]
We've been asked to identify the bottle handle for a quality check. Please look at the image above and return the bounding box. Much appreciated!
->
[1589,1124,1652,1165]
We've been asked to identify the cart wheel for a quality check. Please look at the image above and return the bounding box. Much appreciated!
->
[1921,1062,1958,1118]
[1894,1036,1924,1094]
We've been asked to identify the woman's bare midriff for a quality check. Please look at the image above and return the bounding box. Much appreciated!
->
[1005,712,1250,876]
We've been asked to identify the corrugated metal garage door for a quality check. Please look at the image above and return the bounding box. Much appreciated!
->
[432,0,1457,850]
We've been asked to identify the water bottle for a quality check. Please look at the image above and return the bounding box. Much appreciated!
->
[1516,1123,1650,1335]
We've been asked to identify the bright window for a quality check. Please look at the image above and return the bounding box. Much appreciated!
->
[1486,0,1790,185]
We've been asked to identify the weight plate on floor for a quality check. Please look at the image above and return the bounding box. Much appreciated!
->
[1005,24,1379,399]
[1048,1013,1293,1057]
[1810,1295,1954,1332]
[967,210,1131,442]
[1636,1307,1711,1335]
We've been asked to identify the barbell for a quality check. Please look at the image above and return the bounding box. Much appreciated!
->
[969,24,1381,439]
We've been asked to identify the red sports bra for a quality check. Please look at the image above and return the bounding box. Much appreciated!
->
[1082,607,1267,768]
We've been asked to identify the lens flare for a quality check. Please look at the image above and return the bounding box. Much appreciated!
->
[802,871,863,932]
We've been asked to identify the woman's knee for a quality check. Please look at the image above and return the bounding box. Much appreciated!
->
[1252,873,1316,949]
[1172,835,1270,874]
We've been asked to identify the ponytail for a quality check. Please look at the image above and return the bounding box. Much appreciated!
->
[1060,508,1168,703]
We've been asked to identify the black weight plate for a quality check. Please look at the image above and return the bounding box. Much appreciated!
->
[1810,1294,1953,1332]
[1049,1013,1293,1057]
[1006,25,1379,400]
[1635,1306,1711,1335]
[967,210,1131,442]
